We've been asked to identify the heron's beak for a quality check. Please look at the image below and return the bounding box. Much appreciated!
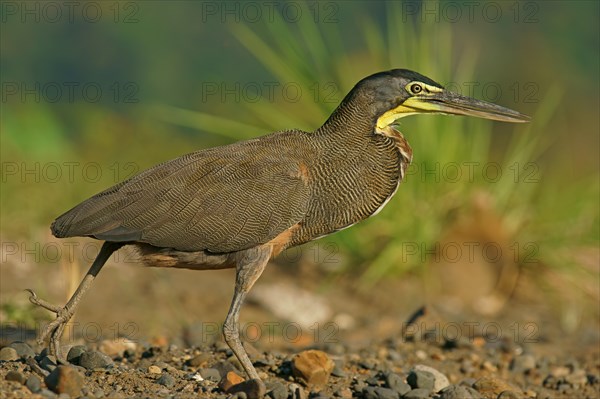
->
[403,90,530,123]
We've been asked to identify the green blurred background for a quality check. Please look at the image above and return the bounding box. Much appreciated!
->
[1,1,598,335]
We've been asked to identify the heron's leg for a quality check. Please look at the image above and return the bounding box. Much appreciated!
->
[223,246,272,381]
[27,241,123,360]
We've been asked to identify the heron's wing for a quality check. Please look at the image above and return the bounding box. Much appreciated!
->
[51,131,311,253]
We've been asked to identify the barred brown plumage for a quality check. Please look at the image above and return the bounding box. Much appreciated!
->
[29,69,529,392]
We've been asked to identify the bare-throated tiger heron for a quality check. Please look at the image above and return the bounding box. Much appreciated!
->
[29,69,529,388]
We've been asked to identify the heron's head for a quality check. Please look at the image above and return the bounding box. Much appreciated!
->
[348,69,529,131]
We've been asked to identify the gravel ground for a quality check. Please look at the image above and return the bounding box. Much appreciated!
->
[0,320,598,399]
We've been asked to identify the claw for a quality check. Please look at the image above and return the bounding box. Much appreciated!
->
[26,289,62,313]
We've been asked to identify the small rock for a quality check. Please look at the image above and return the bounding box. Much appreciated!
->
[550,366,570,378]
[290,383,306,399]
[79,350,113,369]
[98,338,137,358]
[39,355,58,372]
[565,369,587,386]
[439,384,483,399]
[407,370,434,390]
[200,367,221,382]
[510,355,536,373]
[227,378,266,399]
[219,371,245,392]
[291,350,334,385]
[187,353,211,368]
[335,387,353,398]
[148,365,162,374]
[385,371,411,395]
[331,364,346,378]
[413,365,449,392]
[39,388,58,398]
[5,370,26,384]
[267,381,288,399]
[375,387,400,399]
[45,365,84,397]
[473,377,519,399]
[26,375,42,393]
[8,341,35,359]
[403,388,432,399]
[157,373,176,388]
[0,347,19,361]
[497,391,521,399]
[66,345,87,365]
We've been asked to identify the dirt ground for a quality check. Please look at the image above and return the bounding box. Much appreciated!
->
[0,239,598,398]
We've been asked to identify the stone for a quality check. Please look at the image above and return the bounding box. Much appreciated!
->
[384,371,411,395]
[403,388,432,399]
[510,354,536,373]
[497,391,521,399]
[473,377,520,399]
[267,381,288,399]
[98,338,137,358]
[66,345,87,365]
[45,365,84,397]
[187,352,211,368]
[157,373,176,388]
[291,350,334,385]
[79,350,113,370]
[0,347,19,361]
[290,383,307,399]
[200,367,221,382]
[148,365,162,374]
[26,374,42,393]
[407,370,435,390]
[413,364,449,392]
[227,378,266,399]
[439,384,483,399]
[5,370,26,384]
[8,341,35,359]
[39,355,58,372]
[219,371,245,392]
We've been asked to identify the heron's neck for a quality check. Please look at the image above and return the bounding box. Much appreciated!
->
[314,98,375,139]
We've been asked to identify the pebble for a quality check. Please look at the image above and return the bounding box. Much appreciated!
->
[187,352,211,368]
[5,370,26,384]
[0,347,19,361]
[79,350,114,369]
[565,369,587,386]
[291,350,334,385]
[45,365,84,397]
[290,383,306,399]
[226,378,266,399]
[335,387,353,398]
[362,386,400,399]
[549,366,570,378]
[39,355,58,372]
[8,341,35,359]
[510,354,536,373]
[407,370,435,390]
[200,367,222,382]
[497,391,521,399]
[40,388,58,398]
[384,371,411,395]
[473,377,519,398]
[148,365,162,374]
[66,345,87,365]
[403,388,432,399]
[26,375,42,393]
[99,338,137,358]
[267,381,288,399]
[331,364,347,377]
[413,364,450,392]
[439,384,483,399]
[157,372,176,388]
[219,371,245,392]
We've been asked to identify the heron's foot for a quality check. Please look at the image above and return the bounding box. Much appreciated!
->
[26,289,73,361]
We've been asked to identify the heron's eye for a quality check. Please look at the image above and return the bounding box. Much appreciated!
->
[409,83,423,94]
